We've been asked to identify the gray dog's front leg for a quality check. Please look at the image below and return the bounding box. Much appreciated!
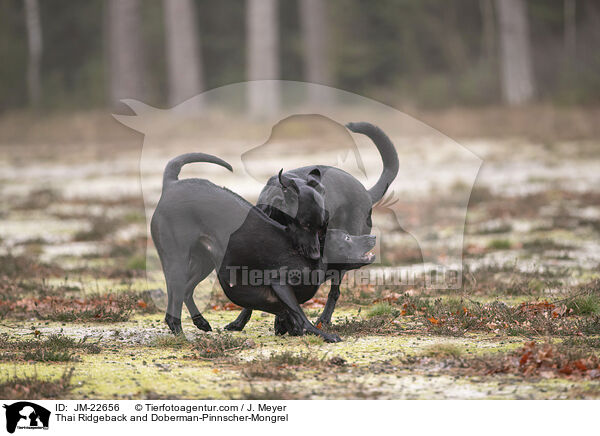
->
[224,308,252,331]
[317,281,342,326]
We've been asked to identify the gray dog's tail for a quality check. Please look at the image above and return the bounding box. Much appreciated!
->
[163,153,233,185]
[345,122,399,204]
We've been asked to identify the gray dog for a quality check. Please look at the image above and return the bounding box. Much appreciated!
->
[225,121,399,331]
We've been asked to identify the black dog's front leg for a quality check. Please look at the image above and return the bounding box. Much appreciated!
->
[224,308,252,331]
[274,312,303,336]
[317,281,341,326]
[271,284,341,343]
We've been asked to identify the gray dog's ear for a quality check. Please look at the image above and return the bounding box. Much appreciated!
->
[306,167,324,194]
[308,167,321,181]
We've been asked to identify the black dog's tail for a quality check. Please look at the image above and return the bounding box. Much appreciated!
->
[345,122,399,204]
[163,153,233,185]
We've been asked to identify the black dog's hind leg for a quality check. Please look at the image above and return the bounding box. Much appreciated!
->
[224,308,252,331]
[271,283,341,343]
[317,279,343,326]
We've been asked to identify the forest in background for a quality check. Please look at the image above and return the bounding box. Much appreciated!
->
[1,0,599,114]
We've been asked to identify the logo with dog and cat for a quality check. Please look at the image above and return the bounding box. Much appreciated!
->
[2,402,50,433]
[114,81,482,319]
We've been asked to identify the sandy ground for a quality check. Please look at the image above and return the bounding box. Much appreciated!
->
[1,119,600,399]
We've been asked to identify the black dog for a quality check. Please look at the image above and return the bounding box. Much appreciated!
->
[151,153,375,341]
[226,121,398,331]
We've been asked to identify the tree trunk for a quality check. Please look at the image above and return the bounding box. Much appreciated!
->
[246,0,279,117]
[479,0,496,63]
[495,0,535,105]
[163,0,204,108]
[24,0,42,107]
[107,0,145,106]
[564,0,576,56]
[299,0,331,105]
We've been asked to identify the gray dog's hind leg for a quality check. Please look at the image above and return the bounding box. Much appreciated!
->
[163,258,189,335]
[224,308,252,331]
[270,283,341,343]
[165,313,182,335]
[317,280,343,326]
[183,261,213,332]
[185,292,212,332]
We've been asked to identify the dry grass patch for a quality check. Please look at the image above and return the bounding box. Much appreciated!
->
[0,368,75,399]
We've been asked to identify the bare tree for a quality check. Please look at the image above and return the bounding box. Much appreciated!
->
[495,0,535,105]
[24,0,42,107]
[299,0,331,105]
[163,0,204,108]
[107,0,145,106]
[246,0,279,117]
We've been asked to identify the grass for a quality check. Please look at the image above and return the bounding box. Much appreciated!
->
[522,238,573,251]
[567,293,600,315]
[73,216,119,241]
[241,351,336,381]
[15,188,60,211]
[366,302,398,318]
[126,254,146,271]
[152,334,189,348]
[242,362,296,381]
[0,368,75,399]
[0,334,101,362]
[267,351,320,366]
[0,253,61,279]
[423,343,464,358]
[328,315,398,336]
[487,239,512,250]
[237,386,303,400]
[562,337,600,349]
[192,332,254,359]
[0,292,159,322]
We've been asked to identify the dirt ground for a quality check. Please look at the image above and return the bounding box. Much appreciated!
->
[1,111,600,399]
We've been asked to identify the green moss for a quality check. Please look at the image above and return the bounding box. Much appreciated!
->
[126,254,146,271]
[487,239,512,250]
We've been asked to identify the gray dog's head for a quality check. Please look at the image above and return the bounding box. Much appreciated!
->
[323,229,376,266]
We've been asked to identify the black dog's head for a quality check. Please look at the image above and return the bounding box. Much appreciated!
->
[323,229,376,267]
[279,168,327,260]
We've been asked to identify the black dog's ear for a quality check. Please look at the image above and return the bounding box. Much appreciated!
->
[278,169,299,193]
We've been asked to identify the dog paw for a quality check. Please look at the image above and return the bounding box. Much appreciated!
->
[224,322,244,331]
[320,332,342,343]
[165,313,182,335]
[273,315,289,335]
[192,314,212,332]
